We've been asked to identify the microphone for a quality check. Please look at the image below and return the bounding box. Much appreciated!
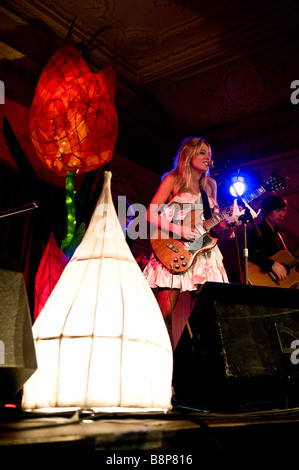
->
[208,160,215,169]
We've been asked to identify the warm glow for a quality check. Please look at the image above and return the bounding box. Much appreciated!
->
[29,35,118,176]
[22,172,173,412]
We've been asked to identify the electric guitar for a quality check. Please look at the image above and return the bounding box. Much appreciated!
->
[248,250,299,289]
[151,174,285,274]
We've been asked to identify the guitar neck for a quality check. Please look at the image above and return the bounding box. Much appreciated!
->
[242,186,266,205]
[203,210,227,231]
[203,185,267,232]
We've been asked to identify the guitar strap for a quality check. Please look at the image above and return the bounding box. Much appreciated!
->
[276,231,288,251]
[170,190,212,224]
[200,190,212,220]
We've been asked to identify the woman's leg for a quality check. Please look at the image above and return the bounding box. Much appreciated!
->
[157,288,180,346]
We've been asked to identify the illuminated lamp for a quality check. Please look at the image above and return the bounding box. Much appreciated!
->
[229,176,246,197]
[29,35,118,177]
[22,172,173,412]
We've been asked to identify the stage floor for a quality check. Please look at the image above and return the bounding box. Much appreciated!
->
[1,404,299,457]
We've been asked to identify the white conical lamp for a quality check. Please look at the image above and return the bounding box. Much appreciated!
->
[22,171,173,412]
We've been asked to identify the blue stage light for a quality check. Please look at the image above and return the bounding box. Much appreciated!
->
[229,176,246,197]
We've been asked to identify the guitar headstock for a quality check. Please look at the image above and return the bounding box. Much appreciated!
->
[262,173,285,193]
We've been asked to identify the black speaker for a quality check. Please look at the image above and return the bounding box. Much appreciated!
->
[173,282,299,411]
[0,268,37,402]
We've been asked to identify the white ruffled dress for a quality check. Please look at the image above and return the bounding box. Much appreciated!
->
[143,192,229,292]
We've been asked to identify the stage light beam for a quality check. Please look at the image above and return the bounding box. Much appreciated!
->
[230,176,246,197]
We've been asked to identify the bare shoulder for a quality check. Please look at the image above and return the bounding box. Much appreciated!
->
[159,173,177,194]
[150,172,175,206]
[162,173,176,186]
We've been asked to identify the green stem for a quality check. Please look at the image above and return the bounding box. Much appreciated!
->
[60,172,76,253]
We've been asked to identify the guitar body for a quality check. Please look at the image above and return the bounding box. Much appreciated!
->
[248,250,299,289]
[151,226,218,273]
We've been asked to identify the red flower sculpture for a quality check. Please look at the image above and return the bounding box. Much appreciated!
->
[30,35,118,176]
[34,233,69,321]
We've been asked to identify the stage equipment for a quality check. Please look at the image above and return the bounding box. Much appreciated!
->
[22,172,173,413]
[0,268,37,402]
[230,176,246,197]
[173,282,299,411]
[0,203,38,219]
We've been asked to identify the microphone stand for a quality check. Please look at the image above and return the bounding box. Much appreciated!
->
[0,202,38,219]
[238,206,261,285]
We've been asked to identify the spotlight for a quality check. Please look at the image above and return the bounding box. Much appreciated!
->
[229,176,246,197]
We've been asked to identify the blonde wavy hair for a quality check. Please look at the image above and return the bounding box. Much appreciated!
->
[162,136,211,198]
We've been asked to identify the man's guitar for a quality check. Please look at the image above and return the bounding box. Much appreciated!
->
[151,174,285,274]
[248,250,299,289]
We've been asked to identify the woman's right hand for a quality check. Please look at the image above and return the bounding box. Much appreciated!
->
[179,225,197,242]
